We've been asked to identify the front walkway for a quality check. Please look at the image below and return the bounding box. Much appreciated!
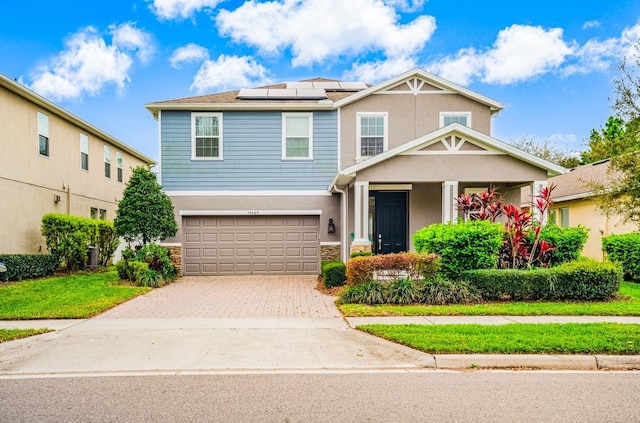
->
[96,275,341,319]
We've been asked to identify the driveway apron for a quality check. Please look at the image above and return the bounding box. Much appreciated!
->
[0,276,434,376]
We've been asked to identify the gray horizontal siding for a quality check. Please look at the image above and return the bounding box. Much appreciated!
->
[160,111,338,191]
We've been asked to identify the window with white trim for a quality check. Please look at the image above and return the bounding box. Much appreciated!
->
[104,145,111,178]
[116,152,123,182]
[440,112,471,127]
[80,134,89,171]
[560,207,569,227]
[282,113,313,159]
[192,113,223,160]
[357,113,387,160]
[38,112,49,157]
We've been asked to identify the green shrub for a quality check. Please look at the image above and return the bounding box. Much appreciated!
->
[462,259,622,301]
[321,261,346,288]
[0,254,57,282]
[346,252,439,286]
[129,261,150,283]
[350,251,373,258]
[602,233,640,281]
[388,278,418,304]
[538,224,589,266]
[94,221,119,266]
[413,220,503,279]
[339,281,386,305]
[417,278,481,305]
[135,244,177,281]
[136,268,165,288]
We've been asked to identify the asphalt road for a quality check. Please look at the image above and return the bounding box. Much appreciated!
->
[1,371,638,422]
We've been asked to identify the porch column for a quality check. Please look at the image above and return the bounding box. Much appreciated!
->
[352,181,371,251]
[530,180,548,224]
[442,181,459,223]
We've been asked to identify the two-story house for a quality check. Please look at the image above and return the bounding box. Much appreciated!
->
[145,68,564,276]
[0,72,155,254]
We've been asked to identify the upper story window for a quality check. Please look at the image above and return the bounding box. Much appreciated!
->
[38,112,49,157]
[282,113,313,160]
[440,112,471,127]
[80,134,89,171]
[192,113,223,160]
[116,152,123,182]
[104,145,111,178]
[357,112,387,160]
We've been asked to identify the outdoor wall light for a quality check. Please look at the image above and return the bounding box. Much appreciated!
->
[54,194,61,203]
[327,218,336,234]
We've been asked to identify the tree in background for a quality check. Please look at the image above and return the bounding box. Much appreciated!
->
[580,116,635,164]
[115,166,178,245]
[509,137,580,168]
[590,41,640,225]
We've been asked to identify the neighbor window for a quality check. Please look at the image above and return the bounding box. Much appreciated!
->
[99,209,107,220]
[116,152,123,182]
[104,145,111,178]
[560,207,569,227]
[90,207,98,219]
[548,209,558,225]
[80,134,89,170]
[192,113,223,159]
[38,112,49,157]
[282,113,313,159]
[357,113,387,160]
[440,112,471,127]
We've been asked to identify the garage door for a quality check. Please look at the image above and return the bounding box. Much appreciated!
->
[182,215,320,275]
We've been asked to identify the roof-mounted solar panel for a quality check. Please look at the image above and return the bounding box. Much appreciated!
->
[339,82,368,91]
[286,81,314,89]
[295,88,328,99]
[236,89,269,99]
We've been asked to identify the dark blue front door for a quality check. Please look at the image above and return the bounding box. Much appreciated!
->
[372,191,407,254]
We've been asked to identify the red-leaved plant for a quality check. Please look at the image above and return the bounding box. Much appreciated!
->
[455,184,556,269]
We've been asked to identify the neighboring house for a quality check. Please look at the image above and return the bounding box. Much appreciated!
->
[145,68,564,276]
[544,160,638,260]
[0,72,155,255]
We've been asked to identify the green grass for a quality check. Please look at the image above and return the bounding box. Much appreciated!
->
[358,323,640,354]
[339,281,640,317]
[0,328,52,343]
[0,270,150,319]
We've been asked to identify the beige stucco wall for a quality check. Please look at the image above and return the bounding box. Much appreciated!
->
[339,92,493,169]
[357,154,547,183]
[166,194,341,246]
[0,85,150,254]
[549,198,639,261]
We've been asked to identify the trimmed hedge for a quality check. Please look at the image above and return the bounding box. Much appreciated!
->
[602,233,640,281]
[538,224,589,266]
[413,220,503,279]
[350,251,373,258]
[462,259,622,301]
[346,252,439,286]
[321,261,346,288]
[0,254,57,282]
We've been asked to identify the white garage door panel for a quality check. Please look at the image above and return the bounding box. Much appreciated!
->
[183,215,320,275]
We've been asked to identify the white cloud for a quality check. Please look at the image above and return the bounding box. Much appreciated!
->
[169,43,210,68]
[582,20,601,30]
[29,25,152,101]
[344,55,417,83]
[149,0,224,20]
[190,54,272,93]
[110,22,154,62]
[216,0,436,67]
[427,25,574,85]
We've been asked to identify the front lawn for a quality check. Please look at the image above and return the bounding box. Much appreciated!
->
[0,270,150,319]
[358,322,640,354]
[340,281,640,317]
[0,328,52,343]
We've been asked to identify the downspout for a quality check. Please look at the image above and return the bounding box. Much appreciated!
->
[333,185,349,263]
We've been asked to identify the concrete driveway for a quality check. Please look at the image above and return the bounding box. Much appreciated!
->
[0,275,434,376]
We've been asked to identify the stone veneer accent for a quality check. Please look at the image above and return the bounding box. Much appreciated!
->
[163,245,182,271]
[350,243,372,254]
[321,244,341,262]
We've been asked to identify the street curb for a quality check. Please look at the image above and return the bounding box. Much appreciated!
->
[433,354,640,370]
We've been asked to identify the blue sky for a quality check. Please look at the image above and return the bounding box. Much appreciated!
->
[1,0,639,160]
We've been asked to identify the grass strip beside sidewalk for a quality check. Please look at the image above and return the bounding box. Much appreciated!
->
[0,270,150,319]
[358,322,640,354]
[0,328,52,343]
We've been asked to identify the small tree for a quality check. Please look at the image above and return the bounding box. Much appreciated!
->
[114,167,178,245]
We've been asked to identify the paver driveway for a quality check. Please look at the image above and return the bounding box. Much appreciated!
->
[97,275,342,319]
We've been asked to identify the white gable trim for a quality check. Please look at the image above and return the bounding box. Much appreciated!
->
[334,68,504,111]
[333,123,565,185]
